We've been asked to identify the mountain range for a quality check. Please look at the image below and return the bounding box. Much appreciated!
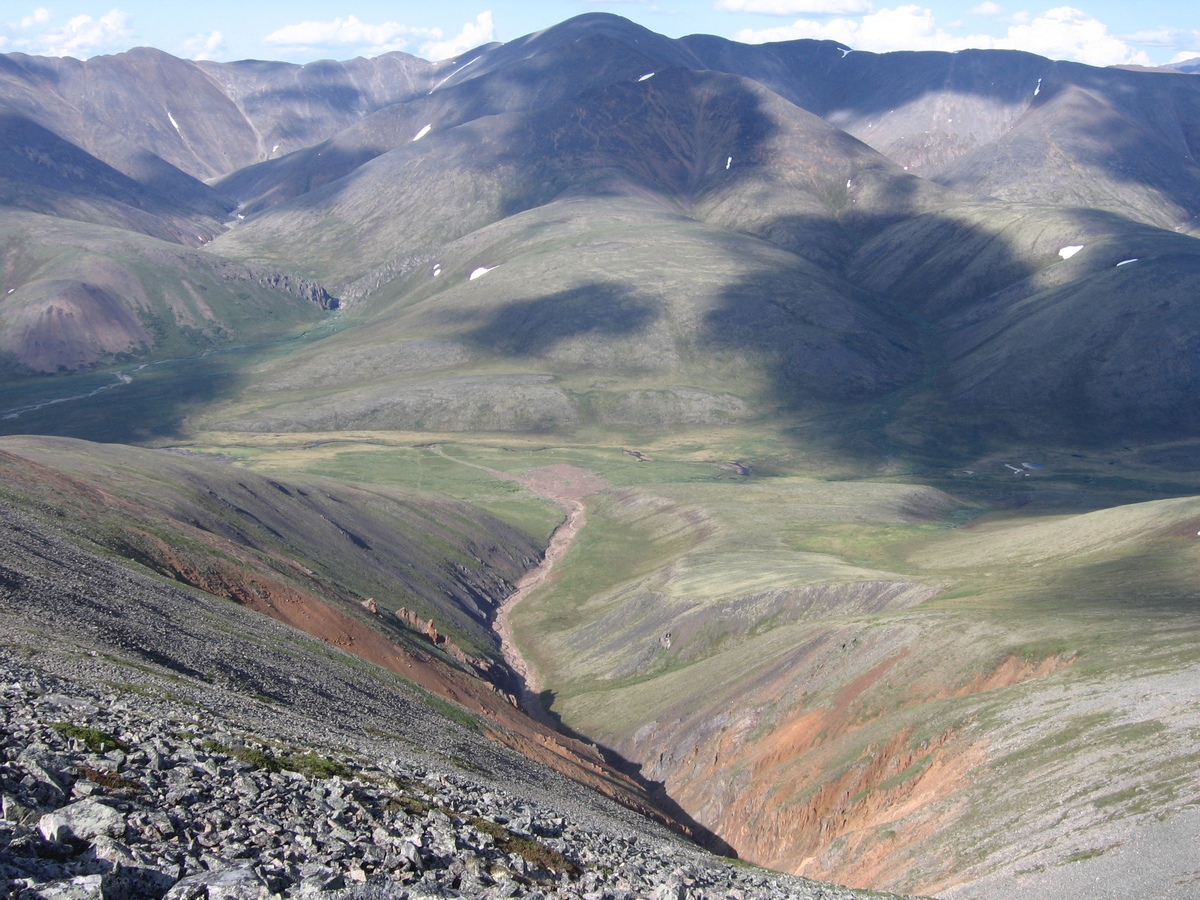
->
[3,13,1200,899]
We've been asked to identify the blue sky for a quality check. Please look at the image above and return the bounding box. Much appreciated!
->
[0,2,1196,67]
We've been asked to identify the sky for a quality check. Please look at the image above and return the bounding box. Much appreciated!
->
[0,2,1196,68]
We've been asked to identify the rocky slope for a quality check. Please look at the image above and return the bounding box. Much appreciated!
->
[0,436,712,835]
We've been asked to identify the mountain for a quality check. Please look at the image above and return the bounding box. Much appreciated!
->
[3,12,1200,899]
[1161,57,1200,74]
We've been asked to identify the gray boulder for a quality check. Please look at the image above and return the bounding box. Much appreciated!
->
[38,799,125,844]
[163,865,272,900]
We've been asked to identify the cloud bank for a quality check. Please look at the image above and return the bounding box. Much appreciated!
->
[263,11,494,61]
[730,4,1155,67]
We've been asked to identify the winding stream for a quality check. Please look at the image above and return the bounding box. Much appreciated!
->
[426,446,605,724]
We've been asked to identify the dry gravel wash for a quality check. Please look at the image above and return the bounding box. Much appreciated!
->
[0,499,908,899]
[425,450,608,722]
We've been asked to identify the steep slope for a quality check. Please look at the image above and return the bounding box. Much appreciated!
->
[0,109,226,243]
[934,72,1200,229]
[207,66,943,434]
[0,435,538,661]
[509,470,1200,895]
[210,44,1200,449]
[839,202,1200,447]
[5,16,1200,450]
[0,48,438,185]
[213,15,698,215]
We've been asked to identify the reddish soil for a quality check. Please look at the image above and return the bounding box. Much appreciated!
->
[659,644,1074,894]
[129,525,689,833]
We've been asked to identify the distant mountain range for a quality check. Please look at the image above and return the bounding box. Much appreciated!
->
[2,12,1199,453]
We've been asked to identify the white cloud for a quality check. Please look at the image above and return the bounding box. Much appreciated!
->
[1126,27,1176,46]
[735,6,994,53]
[420,12,495,61]
[735,4,1151,66]
[20,8,50,28]
[3,6,133,57]
[36,9,133,58]
[996,7,1145,66]
[264,15,438,56]
[180,30,224,61]
[263,12,493,60]
[970,2,1004,15]
[715,0,871,14]
[1169,49,1200,64]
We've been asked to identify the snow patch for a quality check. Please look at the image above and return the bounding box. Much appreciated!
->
[469,266,496,281]
[1058,245,1084,260]
[167,111,180,133]
[413,124,432,142]
[726,156,732,170]
[237,214,245,220]
[1034,78,1042,96]
[838,48,851,57]
[638,72,655,82]
[1116,258,1139,266]
[272,144,279,153]
[432,264,442,277]
[6,289,13,294]
[430,56,481,93]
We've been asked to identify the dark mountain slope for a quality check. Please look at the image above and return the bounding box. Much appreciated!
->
[0,109,228,243]
[0,435,718,839]
[194,52,437,161]
[0,50,241,210]
[0,435,536,661]
[213,16,709,217]
[206,67,951,434]
[0,47,442,250]
[0,48,438,185]
[208,42,1200,447]
[213,65,934,282]
[682,36,1200,230]
[935,76,1200,228]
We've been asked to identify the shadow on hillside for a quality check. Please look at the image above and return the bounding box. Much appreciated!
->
[0,352,242,444]
[458,283,662,357]
[535,689,738,857]
[700,190,1200,467]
